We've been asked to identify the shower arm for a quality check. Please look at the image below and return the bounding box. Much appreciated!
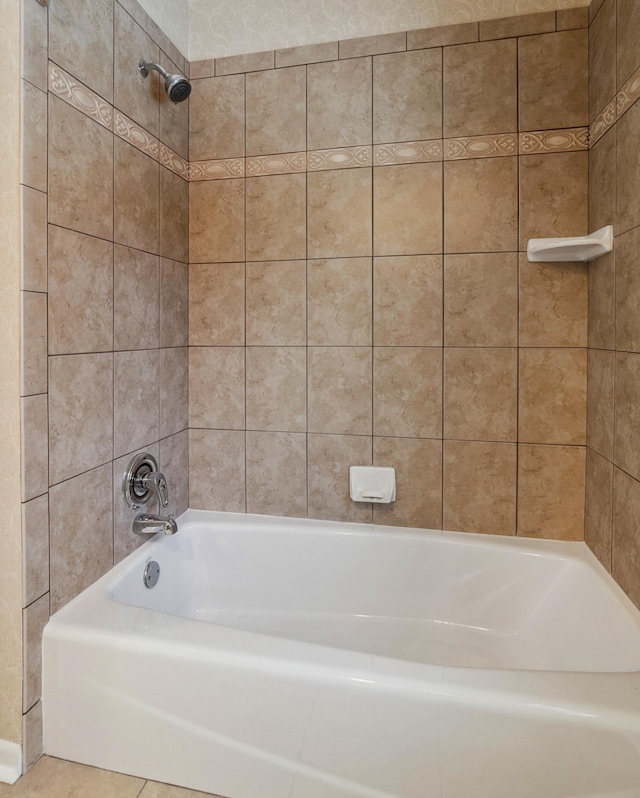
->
[138,59,170,80]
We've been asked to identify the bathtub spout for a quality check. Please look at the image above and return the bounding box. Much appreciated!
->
[133,512,178,536]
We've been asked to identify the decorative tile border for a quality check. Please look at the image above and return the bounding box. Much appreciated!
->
[47,60,189,180]
[189,158,245,180]
[48,62,112,131]
[375,140,442,165]
[309,147,371,170]
[445,134,516,160]
[519,128,588,154]
[247,152,306,176]
[590,63,640,146]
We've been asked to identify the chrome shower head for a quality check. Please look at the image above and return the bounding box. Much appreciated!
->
[138,58,191,104]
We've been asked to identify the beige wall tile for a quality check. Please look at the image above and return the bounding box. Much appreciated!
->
[276,41,339,68]
[444,157,518,253]
[21,292,47,397]
[585,449,613,572]
[159,348,188,439]
[444,253,517,347]
[616,100,640,235]
[189,75,245,161]
[612,467,640,609]
[114,244,159,351]
[21,82,47,192]
[49,0,114,102]
[189,347,245,430]
[373,437,442,529]
[21,0,48,91]
[444,348,517,442]
[114,138,159,254]
[21,494,49,607]
[160,258,189,347]
[444,440,516,535]
[557,7,589,30]
[114,4,160,138]
[159,56,189,160]
[48,96,114,240]
[444,39,517,137]
[160,168,189,263]
[519,348,587,445]
[48,227,114,355]
[617,0,640,88]
[246,431,307,517]
[22,594,48,712]
[246,261,306,346]
[408,22,478,50]
[479,11,555,40]
[112,443,159,564]
[519,152,588,250]
[307,58,372,150]
[216,50,274,77]
[189,429,245,511]
[589,0,616,121]
[614,352,640,481]
[308,258,372,346]
[308,347,372,435]
[190,262,244,346]
[519,259,588,347]
[374,347,442,438]
[21,395,48,502]
[22,702,43,773]
[373,49,442,143]
[588,251,615,350]
[374,163,443,256]
[307,434,373,523]
[49,463,114,613]
[246,67,306,156]
[517,444,585,540]
[49,353,113,485]
[159,430,189,519]
[189,179,245,263]
[588,128,616,240]
[518,30,588,131]
[340,32,406,59]
[615,227,640,352]
[374,256,442,346]
[246,347,306,432]
[21,186,47,293]
[114,349,159,457]
[587,348,614,460]
[308,169,372,258]
[246,174,306,261]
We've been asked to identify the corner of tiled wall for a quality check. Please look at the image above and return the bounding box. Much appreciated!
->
[585,0,640,606]
[20,0,190,771]
[187,8,591,541]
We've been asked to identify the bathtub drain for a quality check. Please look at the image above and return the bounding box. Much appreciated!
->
[143,560,160,589]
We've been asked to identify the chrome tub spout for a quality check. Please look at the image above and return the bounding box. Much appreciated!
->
[133,512,178,536]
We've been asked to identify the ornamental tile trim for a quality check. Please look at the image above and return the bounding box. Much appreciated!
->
[519,128,589,154]
[445,134,516,160]
[113,110,160,160]
[308,146,372,170]
[188,158,245,180]
[246,152,307,176]
[374,140,442,165]
[48,62,113,130]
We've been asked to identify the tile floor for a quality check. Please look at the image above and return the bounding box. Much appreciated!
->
[0,756,225,797]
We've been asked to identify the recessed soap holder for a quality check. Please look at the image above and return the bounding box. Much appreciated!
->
[350,466,396,504]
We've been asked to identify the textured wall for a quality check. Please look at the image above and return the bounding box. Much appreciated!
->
[0,0,24,750]
[19,0,189,768]
[586,0,640,607]
[188,10,590,538]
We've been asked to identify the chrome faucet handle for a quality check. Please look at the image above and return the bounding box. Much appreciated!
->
[140,471,169,508]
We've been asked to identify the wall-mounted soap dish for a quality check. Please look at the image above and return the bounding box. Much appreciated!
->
[527,225,613,263]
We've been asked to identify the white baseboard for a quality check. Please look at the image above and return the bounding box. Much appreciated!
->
[0,738,22,784]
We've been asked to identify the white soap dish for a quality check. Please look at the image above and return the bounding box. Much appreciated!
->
[527,225,613,263]
[349,466,396,504]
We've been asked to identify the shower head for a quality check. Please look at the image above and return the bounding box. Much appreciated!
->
[138,58,191,104]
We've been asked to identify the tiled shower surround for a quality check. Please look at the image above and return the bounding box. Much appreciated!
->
[14,0,640,776]
[187,10,591,536]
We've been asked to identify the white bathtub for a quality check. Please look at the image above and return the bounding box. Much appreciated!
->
[43,510,640,797]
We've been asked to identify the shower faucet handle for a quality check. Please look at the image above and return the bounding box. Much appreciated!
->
[140,471,169,509]
[123,453,171,510]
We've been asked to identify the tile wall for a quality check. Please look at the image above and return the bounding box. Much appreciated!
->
[188,10,590,538]
[585,0,640,606]
[20,0,189,769]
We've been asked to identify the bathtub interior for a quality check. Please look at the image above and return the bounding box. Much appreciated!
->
[109,511,640,672]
